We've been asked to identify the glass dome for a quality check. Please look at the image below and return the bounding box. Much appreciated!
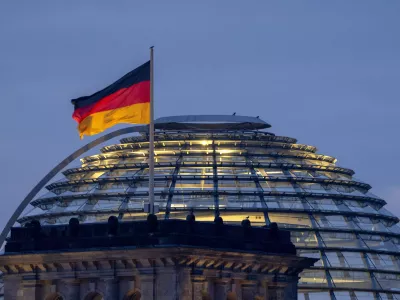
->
[18,115,400,299]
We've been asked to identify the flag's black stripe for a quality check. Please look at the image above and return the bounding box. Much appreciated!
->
[71,61,150,109]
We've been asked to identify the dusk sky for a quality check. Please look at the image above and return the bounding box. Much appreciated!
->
[0,1,399,230]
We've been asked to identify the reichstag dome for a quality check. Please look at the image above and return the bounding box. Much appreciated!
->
[11,115,400,299]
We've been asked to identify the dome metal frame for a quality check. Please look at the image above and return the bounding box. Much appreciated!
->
[3,115,400,299]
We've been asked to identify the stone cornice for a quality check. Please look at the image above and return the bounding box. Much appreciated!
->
[0,247,315,279]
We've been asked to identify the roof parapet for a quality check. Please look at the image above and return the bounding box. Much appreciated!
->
[155,115,271,131]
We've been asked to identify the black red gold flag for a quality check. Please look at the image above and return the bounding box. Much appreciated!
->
[71,61,150,138]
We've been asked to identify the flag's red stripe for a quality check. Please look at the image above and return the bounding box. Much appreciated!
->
[72,80,150,123]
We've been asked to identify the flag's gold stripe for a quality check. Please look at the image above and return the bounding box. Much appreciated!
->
[78,102,150,138]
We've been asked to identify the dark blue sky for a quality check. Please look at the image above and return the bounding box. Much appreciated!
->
[1,1,399,229]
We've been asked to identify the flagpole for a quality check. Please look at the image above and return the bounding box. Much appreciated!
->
[149,46,155,214]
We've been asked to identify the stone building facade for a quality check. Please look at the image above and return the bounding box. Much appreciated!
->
[1,247,313,300]
[0,217,316,299]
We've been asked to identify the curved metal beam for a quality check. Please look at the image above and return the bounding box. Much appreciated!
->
[0,125,148,246]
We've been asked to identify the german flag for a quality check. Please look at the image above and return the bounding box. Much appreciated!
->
[72,61,150,138]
